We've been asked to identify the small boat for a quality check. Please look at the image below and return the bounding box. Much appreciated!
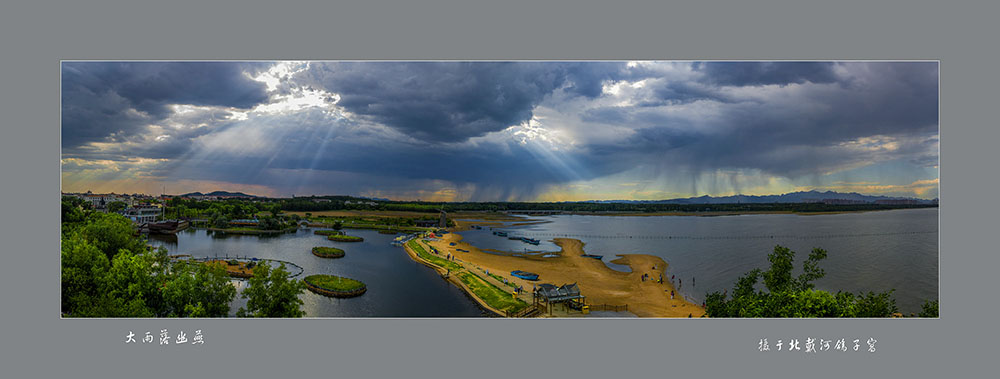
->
[581,254,603,259]
[494,231,508,237]
[449,242,456,246]
[510,270,539,281]
[520,237,540,245]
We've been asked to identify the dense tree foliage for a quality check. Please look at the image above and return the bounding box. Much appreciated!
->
[236,262,306,318]
[106,201,128,213]
[61,196,89,223]
[704,245,903,317]
[919,299,939,317]
[75,212,150,260]
[61,207,236,317]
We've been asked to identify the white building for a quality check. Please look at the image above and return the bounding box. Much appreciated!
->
[121,205,163,224]
[78,192,133,210]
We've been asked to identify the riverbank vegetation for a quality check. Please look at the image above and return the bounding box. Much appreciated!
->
[61,197,305,317]
[406,240,462,272]
[61,211,236,317]
[704,245,937,318]
[305,214,442,232]
[456,272,528,314]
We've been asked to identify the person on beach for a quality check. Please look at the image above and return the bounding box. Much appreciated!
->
[671,290,674,300]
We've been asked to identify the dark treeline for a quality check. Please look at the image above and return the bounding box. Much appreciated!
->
[280,196,937,214]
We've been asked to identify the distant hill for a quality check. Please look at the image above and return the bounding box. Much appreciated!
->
[179,191,259,198]
[586,190,936,205]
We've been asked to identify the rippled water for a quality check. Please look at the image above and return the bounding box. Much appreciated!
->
[149,228,486,317]
[460,208,938,314]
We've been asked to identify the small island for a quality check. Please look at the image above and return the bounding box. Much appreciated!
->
[327,234,363,242]
[313,229,364,242]
[205,259,257,278]
[303,274,367,298]
[311,246,345,258]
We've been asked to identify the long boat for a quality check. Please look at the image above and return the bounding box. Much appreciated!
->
[510,270,539,281]
[580,254,604,259]
[148,219,190,234]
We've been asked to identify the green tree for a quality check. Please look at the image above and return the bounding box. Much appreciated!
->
[93,251,161,317]
[61,197,88,223]
[705,245,900,318]
[161,260,236,317]
[257,216,280,230]
[77,212,147,260]
[107,201,128,213]
[61,234,110,315]
[918,299,939,317]
[210,212,230,228]
[332,221,343,230]
[236,262,305,317]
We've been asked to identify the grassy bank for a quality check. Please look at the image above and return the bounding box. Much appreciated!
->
[488,272,518,288]
[406,240,462,272]
[456,272,528,314]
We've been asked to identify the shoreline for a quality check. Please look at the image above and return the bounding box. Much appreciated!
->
[404,220,704,317]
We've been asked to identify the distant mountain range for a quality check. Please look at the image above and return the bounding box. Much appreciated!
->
[585,191,937,204]
[179,191,258,198]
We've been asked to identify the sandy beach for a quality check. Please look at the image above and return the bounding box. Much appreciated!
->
[423,220,705,317]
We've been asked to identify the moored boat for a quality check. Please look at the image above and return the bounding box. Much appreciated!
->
[510,270,539,281]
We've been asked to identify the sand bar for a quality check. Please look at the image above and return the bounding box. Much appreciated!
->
[421,220,705,317]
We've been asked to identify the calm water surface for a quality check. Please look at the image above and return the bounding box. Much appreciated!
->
[150,208,937,316]
[150,228,486,317]
[460,208,938,314]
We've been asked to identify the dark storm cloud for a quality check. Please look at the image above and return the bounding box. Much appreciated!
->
[694,61,840,86]
[168,62,938,198]
[294,62,629,142]
[62,61,939,199]
[61,62,269,148]
[572,62,939,180]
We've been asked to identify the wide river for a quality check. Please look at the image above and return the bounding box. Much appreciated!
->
[150,207,937,316]
[460,207,938,314]
[149,228,486,317]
